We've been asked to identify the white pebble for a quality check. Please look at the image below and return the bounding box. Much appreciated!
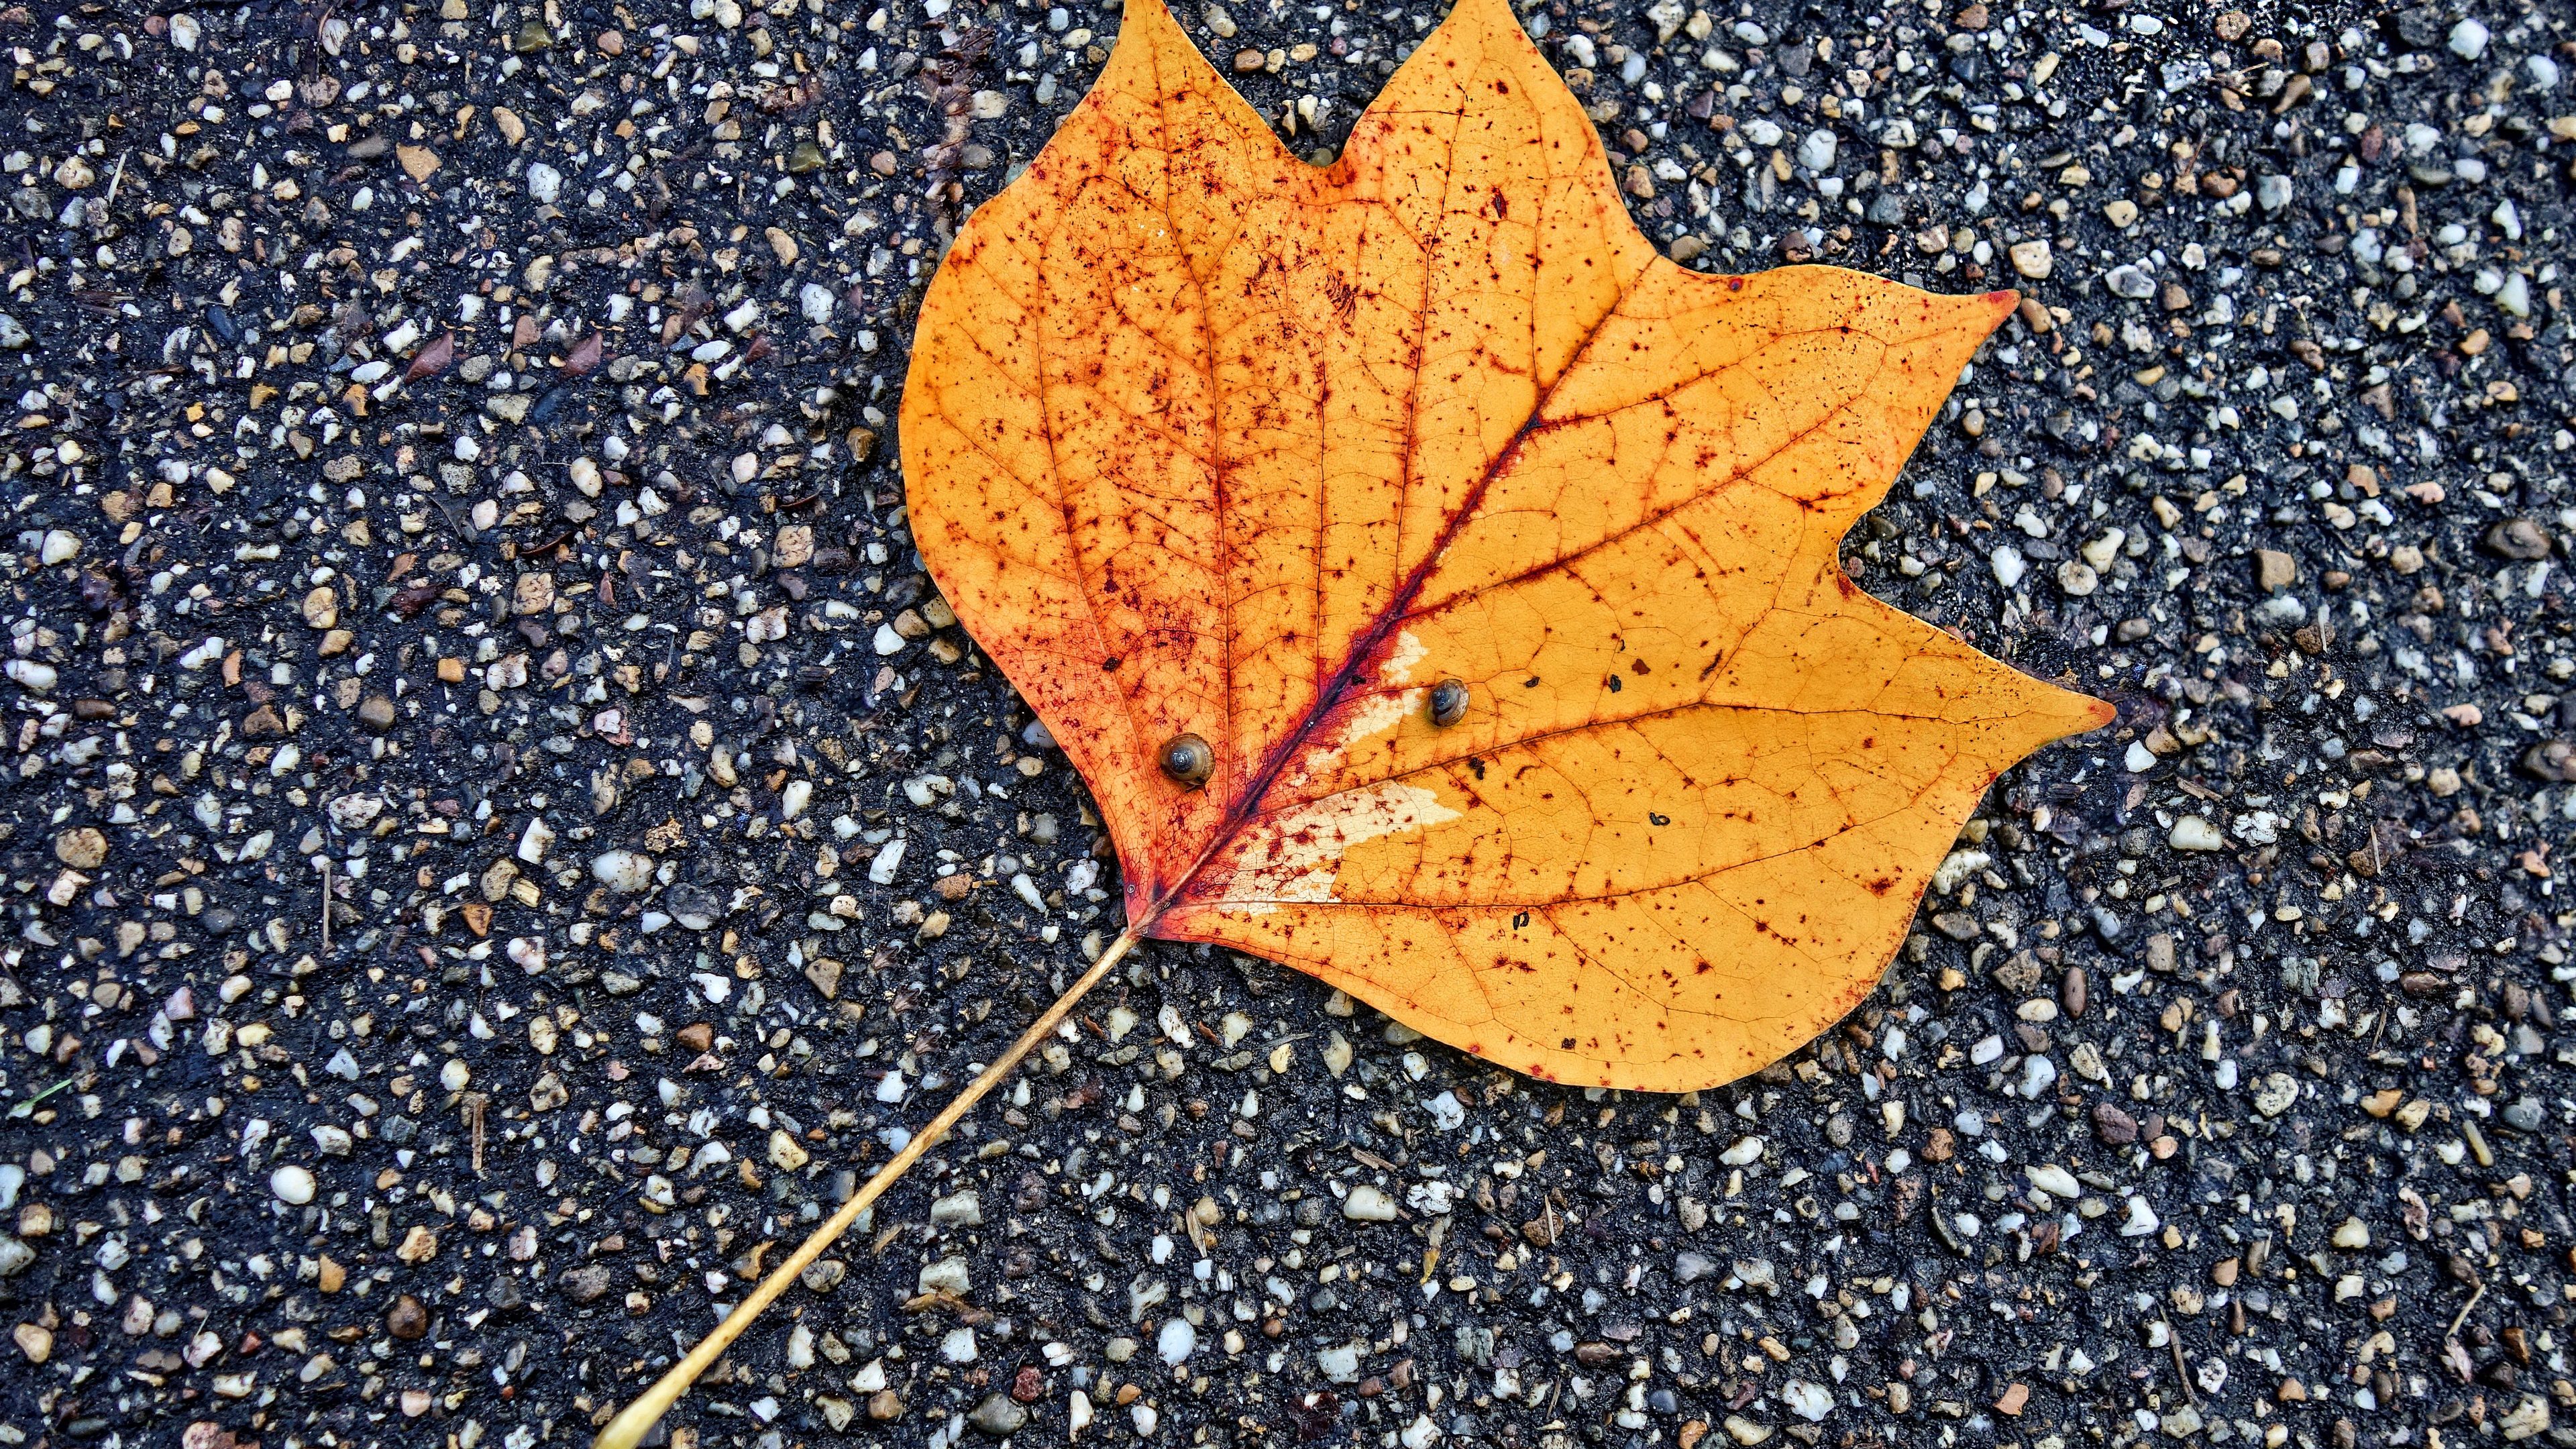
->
[1421,1091,1466,1130]
[1988,545,2026,589]
[2168,816,2224,852]
[591,849,655,892]
[1342,1184,1398,1221]
[2017,1055,2058,1099]
[918,1257,973,1295]
[2118,1195,2160,1238]
[1780,1380,1835,1422]
[869,838,907,885]
[2025,1164,2080,1200]
[270,1165,316,1205]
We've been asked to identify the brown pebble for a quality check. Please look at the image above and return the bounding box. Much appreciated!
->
[357,696,398,732]
[2483,518,2552,561]
[387,1295,430,1340]
[2253,549,2297,592]
[2092,1102,2139,1144]
[2523,741,2576,782]
[2059,965,2087,1018]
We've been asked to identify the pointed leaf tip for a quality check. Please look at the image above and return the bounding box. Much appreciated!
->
[2033,680,2120,744]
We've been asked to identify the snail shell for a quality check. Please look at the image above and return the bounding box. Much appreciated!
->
[1428,678,1470,727]
[1159,733,1214,788]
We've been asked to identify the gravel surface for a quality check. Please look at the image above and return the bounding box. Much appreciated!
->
[3,1,2575,1448]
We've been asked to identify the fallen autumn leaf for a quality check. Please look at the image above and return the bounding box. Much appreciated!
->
[902,0,2110,1090]
[594,0,2108,1439]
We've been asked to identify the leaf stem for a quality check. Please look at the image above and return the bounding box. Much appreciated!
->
[593,925,1147,1449]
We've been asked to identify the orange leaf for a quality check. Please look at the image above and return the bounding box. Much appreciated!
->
[591,3,2124,1442]
[902,0,2107,1093]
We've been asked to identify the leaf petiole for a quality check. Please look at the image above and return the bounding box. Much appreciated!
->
[592,924,1146,1449]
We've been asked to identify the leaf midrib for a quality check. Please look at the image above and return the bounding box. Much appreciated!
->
[1142,243,1653,931]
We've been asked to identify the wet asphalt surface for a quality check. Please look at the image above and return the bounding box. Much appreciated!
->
[5,1,2576,1448]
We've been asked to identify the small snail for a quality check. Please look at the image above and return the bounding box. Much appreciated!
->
[1159,733,1214,788]
[1428,678,1470,727]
